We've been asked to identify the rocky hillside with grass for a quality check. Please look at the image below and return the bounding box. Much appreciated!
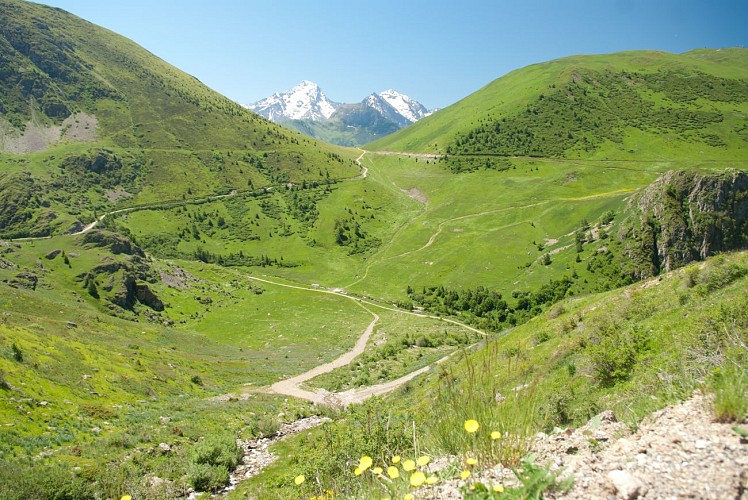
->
[0,0,358,238]
[618,168,748,279]
[1,2,747,498]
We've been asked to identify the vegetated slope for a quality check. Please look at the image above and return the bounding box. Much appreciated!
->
[235,251,748,499]
[0,0,358,238]
[368,48,748,160]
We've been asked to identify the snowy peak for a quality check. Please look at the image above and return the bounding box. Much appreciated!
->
[243,83,434,146]
[245,80,339,122]
[245,83,432,125]
[378,89,431,123]
[362,93,411,128]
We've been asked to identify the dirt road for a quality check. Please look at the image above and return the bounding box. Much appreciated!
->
[268,312,379,405]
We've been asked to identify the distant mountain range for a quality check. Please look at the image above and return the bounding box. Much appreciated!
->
[244,81,435,146]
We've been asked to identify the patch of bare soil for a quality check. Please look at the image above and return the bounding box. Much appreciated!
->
[62,112,98,141]
[0,112,98,153]
[159,265,201,290]
[105,188,132,203]
[406,187,429,204]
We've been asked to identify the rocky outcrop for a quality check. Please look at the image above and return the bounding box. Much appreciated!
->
[80,230,145,257]
[135,282,164,311]
[618,169,748,279]
[3,270,38,290]
[111,274,163,312]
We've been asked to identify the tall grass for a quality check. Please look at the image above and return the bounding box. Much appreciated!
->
[426,342,540,467]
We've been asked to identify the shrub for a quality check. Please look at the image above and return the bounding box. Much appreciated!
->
[0,460,95,500]
[187,462,229,492]
[191,434,241,470]
[691,259,748,294]
[586,316,650,386]
[11,343,22,362]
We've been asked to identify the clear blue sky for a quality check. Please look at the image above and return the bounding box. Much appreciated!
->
[38,0,748,109]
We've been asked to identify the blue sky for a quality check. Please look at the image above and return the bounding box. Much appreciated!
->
[39,0,748,109]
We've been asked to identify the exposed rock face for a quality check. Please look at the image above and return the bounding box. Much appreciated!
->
[135,283,164,311]
[618,169,748,279]
[81,230,145,257]
[111,275,163,311]
[3,270,38,290]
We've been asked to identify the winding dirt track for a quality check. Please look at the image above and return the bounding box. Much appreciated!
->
[245,275,487,406]
[268,312,379,405]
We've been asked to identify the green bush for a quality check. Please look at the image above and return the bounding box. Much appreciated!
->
[191,434,241,470]
[187,462,230,492]
[586,316,650,386]
[187,434,241,491]
[0,460,95,500]
[689,259,748,294]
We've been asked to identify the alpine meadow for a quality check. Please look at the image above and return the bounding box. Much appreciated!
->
[0,1,747,499]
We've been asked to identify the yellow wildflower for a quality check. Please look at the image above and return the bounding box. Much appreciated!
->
[417,455,430,466]
[491,431,502,440]
[403,459,416,471]
[410,471,426,487]
[426,475,438,485]
[372,466,383,475]
[493,483,505,492]
[404,494,414,500]
[464,419,480,433]
[466,457,477,466]
[392,455,401,464]
[294,474,305,485]
[460,470,471,479]
[387,466,400,479]
[354,467,363,476]
[121,496,132,500]
[358,455,373,471]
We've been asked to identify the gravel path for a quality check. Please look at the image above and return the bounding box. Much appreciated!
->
[267,313,379,405]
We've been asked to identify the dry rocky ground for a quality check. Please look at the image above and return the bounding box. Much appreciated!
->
[430,391,747,499]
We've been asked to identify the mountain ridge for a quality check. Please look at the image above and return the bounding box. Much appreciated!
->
[368,48,748,156]
[244,81,433,146]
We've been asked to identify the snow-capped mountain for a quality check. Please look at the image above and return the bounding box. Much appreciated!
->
[378,89,432,123]
[245,80,339,122]
[362,93,412,129]
[243,81,434,146]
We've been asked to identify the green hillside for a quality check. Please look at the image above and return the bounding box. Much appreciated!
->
[369,49,748,160]
[1,2,747,498]
[238,251,748,499]
[0,0,359,238]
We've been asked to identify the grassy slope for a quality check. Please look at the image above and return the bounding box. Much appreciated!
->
[234,251,748,499]
[368,48,748,156]
[0,229,483,497]
[0,0,360,237]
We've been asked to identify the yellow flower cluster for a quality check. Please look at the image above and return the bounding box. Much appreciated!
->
[460,419,506,492]
[350,453,439,497]
[309,489,335,500]
[292,420,507,497]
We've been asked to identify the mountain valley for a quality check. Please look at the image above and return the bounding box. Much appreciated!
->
[0,1,747,498]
